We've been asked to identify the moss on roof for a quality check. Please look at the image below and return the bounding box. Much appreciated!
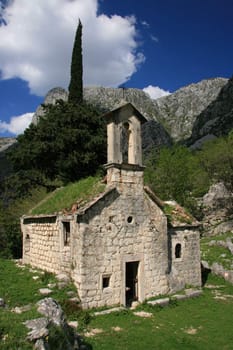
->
[30,176,106,215]
[144,186,199,227]
[163,201,200,227]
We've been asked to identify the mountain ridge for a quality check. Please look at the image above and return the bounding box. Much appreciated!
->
[153,77,228,141]
[1,76,231,154]
[31,76,230,147]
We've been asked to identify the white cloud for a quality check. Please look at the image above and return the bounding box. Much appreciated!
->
[151,35,159,43]
[0,0,145,95]
[143,85,170,100]
[0,113,34,135]
[141,20,150,28]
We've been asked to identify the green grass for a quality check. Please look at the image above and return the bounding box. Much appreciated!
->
[1,249,233,349]
[86,274,233,350]
[0,259,79,349]
[201,232,233,270]
[0,259,77,307]
[31,175,105,215]
[0,308,38,350]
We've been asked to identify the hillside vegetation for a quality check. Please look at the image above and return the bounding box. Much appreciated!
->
[1,129,233,259]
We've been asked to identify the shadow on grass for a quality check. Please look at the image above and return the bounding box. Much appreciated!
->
[201,262,211,286]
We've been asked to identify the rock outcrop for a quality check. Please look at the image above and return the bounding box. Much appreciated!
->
[84,86,157,120]
[186,76,233,147]
[0,137,17,153]
[201,183,233,236]
[31,86,173,151]
[24,298,83,350]
[32,87,68,125]
[141,119,172,154]
[153,77,228,142]
[31,77,231,148]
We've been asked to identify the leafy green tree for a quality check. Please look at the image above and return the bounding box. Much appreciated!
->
[145,145,209,208]
[0,202,22,258]
[9,101,106,184]
[68,20,83,104]
[198,132,233,192]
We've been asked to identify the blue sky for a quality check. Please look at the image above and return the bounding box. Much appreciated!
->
[0,0,232,137]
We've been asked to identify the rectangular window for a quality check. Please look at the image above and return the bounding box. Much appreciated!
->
[175,243,182,259]
[102,275,111,289]
[63,221,70,246]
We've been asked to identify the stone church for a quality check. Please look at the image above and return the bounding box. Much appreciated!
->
[21,102,201,309]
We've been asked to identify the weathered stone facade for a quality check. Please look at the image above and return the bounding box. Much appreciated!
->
[168,227,201,291]
[21,102,201,308]
[21,215,72,274]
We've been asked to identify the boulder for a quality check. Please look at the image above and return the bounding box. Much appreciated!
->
[37,298,65,326]
[0,298,5,307]
[24,317,49,341]
[201,183,233,235]
[203,183,231,208]
[25,298,82,349]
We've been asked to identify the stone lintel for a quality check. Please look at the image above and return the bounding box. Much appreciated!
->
[22,214,58,225]
[104,162,145,172]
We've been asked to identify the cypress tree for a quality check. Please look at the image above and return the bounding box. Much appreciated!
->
[68,19,83,104]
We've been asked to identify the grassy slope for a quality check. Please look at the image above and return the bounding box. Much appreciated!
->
[0,258,233,349]
[1,181,233,349]
[201,232,233,270]
[31,175,105,215]
[88,276,233,350]
[0,259,77,349]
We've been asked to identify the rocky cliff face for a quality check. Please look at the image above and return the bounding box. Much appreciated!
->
[153,77,229,142]
[32,86,173,151]
[84,86,157,120]
[31,77,231,148]
[84,86,173,151]
[32,86,158,122]
[32,87,68,125]
[186,76,233,147]
[0,137,16,153]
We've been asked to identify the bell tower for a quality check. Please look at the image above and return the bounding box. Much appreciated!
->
[103,102,147,187]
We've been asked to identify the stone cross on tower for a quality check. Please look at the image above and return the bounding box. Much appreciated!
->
[103,102,147,187]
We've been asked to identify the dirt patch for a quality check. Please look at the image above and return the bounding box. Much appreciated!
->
[213,292,233,301]
[111,326,123,332]
[84,328,104,337]
[133,311,153,318]
[183,327,198,335]
[205,284,225,289]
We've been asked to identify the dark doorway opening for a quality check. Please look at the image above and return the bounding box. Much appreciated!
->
[125,261,139,306]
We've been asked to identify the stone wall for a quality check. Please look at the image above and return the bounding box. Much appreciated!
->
[72,184,169,309]
[21,215,71,274]
[21,168,201,309]
[168,228,201,291]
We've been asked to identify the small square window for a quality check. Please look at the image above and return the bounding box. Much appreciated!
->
[102,275,111,289]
